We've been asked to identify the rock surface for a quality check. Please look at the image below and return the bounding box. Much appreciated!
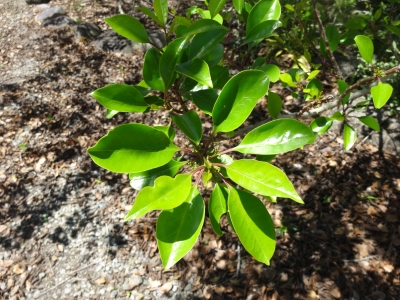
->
[37,6,67,22]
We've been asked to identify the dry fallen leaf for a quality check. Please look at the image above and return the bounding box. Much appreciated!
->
[12,264,25,274]
[0,224,8,234]
[148,277,161,289]
[0,260,14,267]
[95,277,107,285]
[330,286,341,299]
[381,261,394,273]
[159,281,173,294]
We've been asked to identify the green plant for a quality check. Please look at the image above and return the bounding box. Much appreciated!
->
[87,0,400,269]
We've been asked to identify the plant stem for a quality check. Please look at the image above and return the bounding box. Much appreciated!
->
[212,162,227,168]
[192,165,205,176]
[312,0,343,80]
[203,133,214,156]
[194,168,205,186]
[219,148,235,155]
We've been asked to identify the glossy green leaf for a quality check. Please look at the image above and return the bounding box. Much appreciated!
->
[154,125,176,142]
[235,119,316,155]
[338,79,350,105]
[189,89,219,115]
[227,160,303,203]
[138,7,162,26]
[88,124,179,173]
[253,57,266,69]
[157,187,205,269]
[331,111,344,121]
[144,96,164,107]
[371,82,393,109]
[91,84,148,112]
[171,111,203,145]
[143,48,164,91]
[183,19,227,37]
[160,36,189,89]
[210,65,229,88]
[310,117,333,134]
[354,35,374,64]
[326,24,340,51]
[228,186,276,265]
[212,70,270,133]
[307,70,320,81]
[197,9,224,24]
[233,0,244,14]
[386,25,400,38]
[358,116,380,132]
[280,73,297,87]
[267,91,282,118]
[154,0,168,26]
[209,0,226,19]
[343,123,357,151]
[247,0,281,33]
[374,8,382,21]
[258,64,280,82]
[125,174,191,220]
[189,29,227,60]
[129,160,186,191]
[243,20,281,45]
[173,16,191,27]
[256,154,276,163]
[345,17,367,30]
[176,58,213,88]
[105,15,150,43]
[209,184,228,236]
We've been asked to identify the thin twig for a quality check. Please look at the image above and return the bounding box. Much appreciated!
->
[36,277,86,298]
[337,64,400,106]
[312,0,343,80]
[343,255,379,263]
[235,242,241,278]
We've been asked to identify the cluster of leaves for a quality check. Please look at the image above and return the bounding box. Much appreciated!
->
[87,0,399,269]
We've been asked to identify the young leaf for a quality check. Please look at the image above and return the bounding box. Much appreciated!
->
[91,84,148,112]
[371,82,393,109]
[209,0,226,19]
[343,123,357,151]
[338,79,350,105]
[154,0,168,26]
[235,119,316,155]
[143,48,164,91]
[280,73,297,87]
[307,70,320,81]
[157,187,205,269]
[105,15,150,43]
[258,64,280,82]
[129,160,186,191]
[189,29,227,60]
[358,116,380,132]
[176,58,213,88]
[267,91,282,119]
[226,159,303,203]
[247,0,281,33]
[354,35,374,64]
[325,24,340,51]
[183,19,227,37]
[310,117,333,134]
[189,89,219,115]
[331,111,344,121]
[212,70,270,133]
[88,124,179,173]
[125,174,192,220]
[233,0,244,14]
[160,36,189,89]
[209,184,228,236]
[305,78,322,98]
[243,20,282,45]
[228,186,276,265]
[171,111,203,146]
